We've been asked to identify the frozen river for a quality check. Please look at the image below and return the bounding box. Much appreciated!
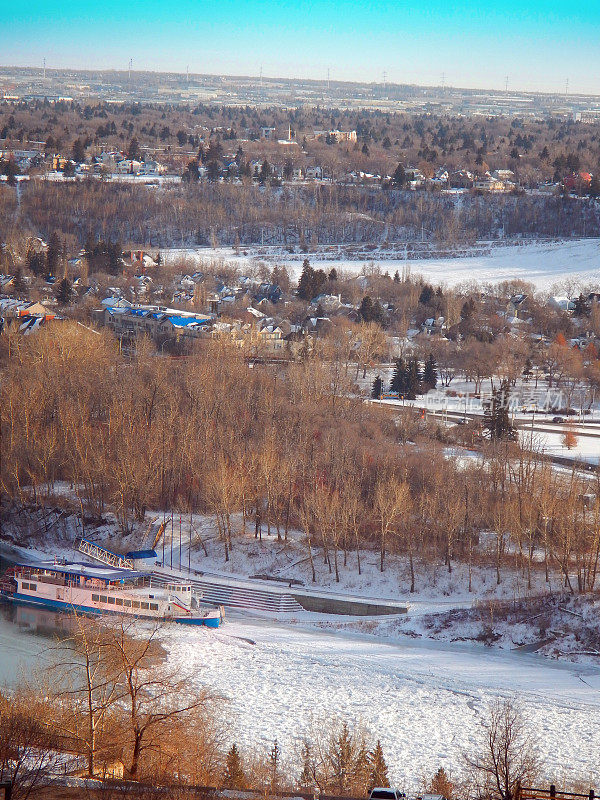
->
[1,599,599,787]
[163,615,600,787]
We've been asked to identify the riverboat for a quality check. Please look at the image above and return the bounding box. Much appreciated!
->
[0,561,223,627]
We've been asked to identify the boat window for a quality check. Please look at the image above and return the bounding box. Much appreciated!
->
[107,596,116,604]
[149,603,158,611]
[100,596,107,603]
[123,599,132,607]
[92,594,100,601]
[132,601,140,609]
[115,598,123,606]
[141,602,149,610]
[28,584,37,591]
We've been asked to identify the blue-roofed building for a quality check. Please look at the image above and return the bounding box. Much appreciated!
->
[126,549,158,569]
[96,303,215,345]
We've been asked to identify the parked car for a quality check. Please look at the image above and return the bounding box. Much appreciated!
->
[552,416,565,424]
[370,789,406,800]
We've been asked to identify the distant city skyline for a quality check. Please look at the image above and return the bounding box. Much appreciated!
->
[3,0,600,95]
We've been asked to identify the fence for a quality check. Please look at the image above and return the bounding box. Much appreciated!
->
[519,786,597,800]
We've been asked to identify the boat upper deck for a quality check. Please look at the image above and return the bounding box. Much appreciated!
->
[14,561,149,588]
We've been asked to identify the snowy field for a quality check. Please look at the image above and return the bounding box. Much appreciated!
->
[162,239,600,289]
[163,617,600,788]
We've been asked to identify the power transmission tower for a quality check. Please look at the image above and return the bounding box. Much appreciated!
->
[504,75,509,92]
[128,58,133,84]
[43,57,46,80]
[565,77,569,96]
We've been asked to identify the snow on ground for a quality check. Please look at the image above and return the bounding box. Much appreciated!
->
[525,429,600,466]
[161,239,600,289]
[162,617,600,789]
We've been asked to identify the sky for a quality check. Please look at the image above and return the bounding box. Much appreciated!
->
[3,0,600,95]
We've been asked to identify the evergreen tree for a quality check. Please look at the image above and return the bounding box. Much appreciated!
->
[371,375,383,399]
[184,159,200,182]
[12,267,25,295]
[128,136,140,160]
[297,259,315,300]
[72,138,86,163]
[359,295,375,322]
[26,248,46,276]
[206,159,221,182]
[405,357,422,399]
[223,743,246,789]
[269,739,281,790]
[297,259,326,301]
[573,293,590,317]
[259,159,271,185]
[56,277,72,305]
[46,233,61,277]
[484,379,516,441]
[367,740,390,792]
[418,284,434,305]
[390,358,407,395]
[328,267,338,282]
[298,739,314,791]
[393,270,401,283]
[423,353,438,389]
[429,767,453,799]
[392,163,406,187]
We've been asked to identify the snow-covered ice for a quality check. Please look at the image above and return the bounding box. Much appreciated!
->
[163,617,600,788]
[161,239,600,290]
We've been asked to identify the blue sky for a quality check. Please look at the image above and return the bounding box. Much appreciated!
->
[3,0,600,94]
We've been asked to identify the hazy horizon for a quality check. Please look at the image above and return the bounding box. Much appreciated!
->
[3,0,600,96]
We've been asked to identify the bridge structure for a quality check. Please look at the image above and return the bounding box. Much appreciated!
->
[76,538,134,570]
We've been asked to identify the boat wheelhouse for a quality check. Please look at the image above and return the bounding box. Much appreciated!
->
[0,561,223,627]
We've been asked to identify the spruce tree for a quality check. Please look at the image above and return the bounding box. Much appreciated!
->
[299,739,314,790]
[297,259,314,300]
[429,766,453,799]
[423,353,438,389]
[390,358,407,395]
[371,375,383,399]
[269,739,281,790]
[367,740,390,792]
[12,267,25,295]
[46,232,61,277]
[359,295,375,322]
[223,743,246,789]
[56,277,72,305]
[405,357,422,399]
[392,163,406,187]
[484,379,516,440]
